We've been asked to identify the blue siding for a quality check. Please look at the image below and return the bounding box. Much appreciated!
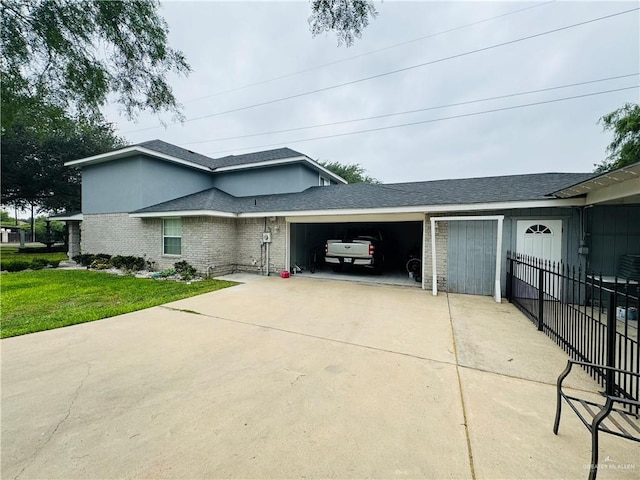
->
[503,207,582,267]
[448,220,497,295]
[446,207,582,295]
[212,164,320,197]
[586,204,640,275]
[82,156,216,214]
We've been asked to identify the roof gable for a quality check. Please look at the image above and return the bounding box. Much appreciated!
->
[64,141,346,183]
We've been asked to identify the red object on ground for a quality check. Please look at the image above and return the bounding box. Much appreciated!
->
[280,271,290,278]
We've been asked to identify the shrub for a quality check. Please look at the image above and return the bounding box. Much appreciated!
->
[29,258,49,270]
[110,255,146,271]
[94,253,112,263]
[90,260,110,270]
[73,254,95,267]
[174,261,197,280]
[73,253,112,267]
[3,261,31,272]
[110,255,126,269]
[49,260,61,268]
[145,258,157,272]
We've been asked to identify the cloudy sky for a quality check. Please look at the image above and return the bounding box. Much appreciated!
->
[105,1,640,184]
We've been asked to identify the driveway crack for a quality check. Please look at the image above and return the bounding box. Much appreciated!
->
[447,294,476,480]
[14,363,92,480]
[291,374,306,386]
[168,308,457,366]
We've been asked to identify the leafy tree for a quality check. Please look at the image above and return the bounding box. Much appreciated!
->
[309,0,378,47]
[1,0,190,124]
[1,101,124,216]
[595,103,640,172]
[320,160,380,183]
[1,210,11,224]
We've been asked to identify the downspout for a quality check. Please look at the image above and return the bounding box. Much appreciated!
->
[576,206,591,271]
[266,241,270,276]
[264,217,270,276]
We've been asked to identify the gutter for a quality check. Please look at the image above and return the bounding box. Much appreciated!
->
[127,197,586,219]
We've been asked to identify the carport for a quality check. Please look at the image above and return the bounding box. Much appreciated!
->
[286,213,424,287]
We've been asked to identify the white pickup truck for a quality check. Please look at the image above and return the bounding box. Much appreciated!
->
[324,230,384,272]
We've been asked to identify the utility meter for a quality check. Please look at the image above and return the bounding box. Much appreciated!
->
[262,232,272,243]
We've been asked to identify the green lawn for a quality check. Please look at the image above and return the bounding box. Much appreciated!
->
[0,246,68,270]
[0,270,237,338]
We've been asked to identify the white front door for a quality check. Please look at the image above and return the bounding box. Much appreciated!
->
[516,219,563,296]
[516,219,563,263]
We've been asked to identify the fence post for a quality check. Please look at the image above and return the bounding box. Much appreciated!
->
[537,266,544,331]
[605,291,616,396]
[506,255,513,301]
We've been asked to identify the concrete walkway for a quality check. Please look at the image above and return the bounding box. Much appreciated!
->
[1,276,637,479]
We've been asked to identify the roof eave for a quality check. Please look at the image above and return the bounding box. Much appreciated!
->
[49,213,83,221]
[130,209,237,219]
[64,146,213,173]
[130,197,584,219]
[238,197,586,217]
[551,161,640,198]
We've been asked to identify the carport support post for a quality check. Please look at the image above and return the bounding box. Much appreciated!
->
[430,217,437,296]
[285,221,291,272]
[494,217,503,303]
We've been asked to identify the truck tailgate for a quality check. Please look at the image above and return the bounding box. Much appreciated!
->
[327,240,370,257]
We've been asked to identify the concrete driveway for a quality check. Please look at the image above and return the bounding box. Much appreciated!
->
[1,276,637,479]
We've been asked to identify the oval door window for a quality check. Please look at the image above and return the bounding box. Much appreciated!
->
[525,224,553,235]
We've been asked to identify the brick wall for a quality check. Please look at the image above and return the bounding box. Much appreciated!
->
[422,215,448,291]
[82,214,448,285]
[182,216,237,276]
[81,214,287,276]
[82,214,237,275]
[235,217,286,274]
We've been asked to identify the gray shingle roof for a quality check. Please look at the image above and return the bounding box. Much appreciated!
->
[136,141,306,170]
[385,172,598,205]
[137,140,218,168]
[134,187,240,214]
[212,148,306,168]
[132,172,596,215]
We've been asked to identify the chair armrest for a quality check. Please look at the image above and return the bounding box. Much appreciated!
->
[567,359,640,378]
[606,395,640,409]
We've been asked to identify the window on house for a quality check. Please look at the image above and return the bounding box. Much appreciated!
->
[163,218,182,255]
[319,176,330,186]
[525,224,553,235]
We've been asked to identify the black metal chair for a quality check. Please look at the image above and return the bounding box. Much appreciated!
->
[553,359,640,480]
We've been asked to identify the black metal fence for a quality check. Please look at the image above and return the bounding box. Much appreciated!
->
[506,251,639,409]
